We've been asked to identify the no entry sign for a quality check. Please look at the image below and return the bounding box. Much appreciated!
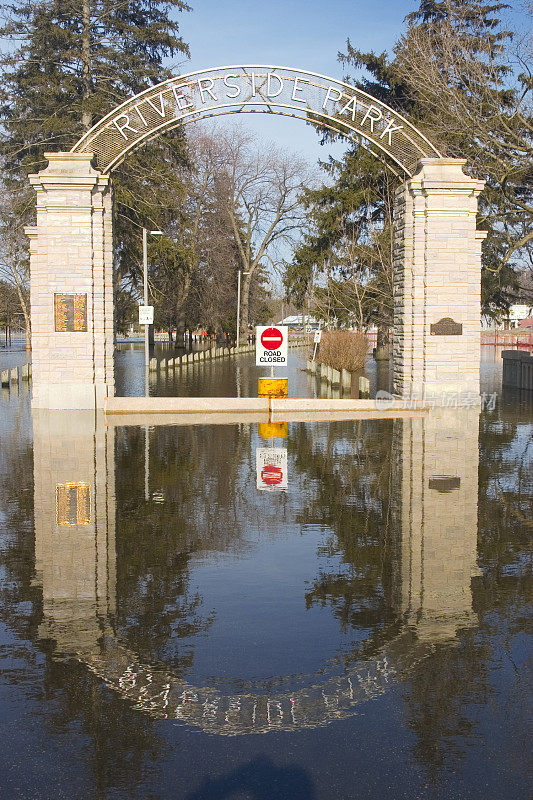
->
[256,447,288,491]
[256,326,288,366]
[261,327,283,350]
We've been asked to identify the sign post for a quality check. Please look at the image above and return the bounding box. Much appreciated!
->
[312,329,322,361]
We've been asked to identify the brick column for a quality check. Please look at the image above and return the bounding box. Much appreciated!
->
[26,153,114,409]
[391,408,480,641]
[393,159,486,400]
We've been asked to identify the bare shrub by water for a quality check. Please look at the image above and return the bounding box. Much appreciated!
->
[313,330,368,372]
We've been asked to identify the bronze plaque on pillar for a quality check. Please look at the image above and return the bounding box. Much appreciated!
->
[54,293,88,332]
[430,317,463,335]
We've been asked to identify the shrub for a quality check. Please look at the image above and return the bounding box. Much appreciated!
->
[313,330,368,372]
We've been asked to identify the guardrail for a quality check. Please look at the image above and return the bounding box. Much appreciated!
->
[149,337,309,374]
[1,362,32,396]
[481,331,533,347]
[306,360,372,398]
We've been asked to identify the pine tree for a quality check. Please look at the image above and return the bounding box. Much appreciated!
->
[0,0,190,174]
[290,1,530,325]
[285,147,395,338]
[0,0,191,330]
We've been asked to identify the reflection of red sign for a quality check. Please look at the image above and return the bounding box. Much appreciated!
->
[261,464,283,486]
[260,327,283,351]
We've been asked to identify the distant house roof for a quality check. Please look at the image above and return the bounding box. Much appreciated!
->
[517,317,533,329]
[509,304,533,320]
[278,315,320,325]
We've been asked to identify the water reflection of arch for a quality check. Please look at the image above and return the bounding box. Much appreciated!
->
[33,409,480,735]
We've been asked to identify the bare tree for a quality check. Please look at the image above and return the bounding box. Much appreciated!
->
[213,126,313,337]
[0,187,31,350]
[393,3,532,272]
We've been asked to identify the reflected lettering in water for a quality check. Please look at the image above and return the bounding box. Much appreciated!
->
[31,407,483,735]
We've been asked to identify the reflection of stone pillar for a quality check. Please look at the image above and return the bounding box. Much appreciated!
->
[393,159,486,398]
[392,409,479,641]
[33,411,115,654]
[26,153,114,409]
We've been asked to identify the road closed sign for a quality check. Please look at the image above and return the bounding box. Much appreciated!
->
[256,447,288,491]
[256,326,288,366]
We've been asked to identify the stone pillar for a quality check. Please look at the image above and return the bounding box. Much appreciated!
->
[392,408,480,642]
[393,158,486,400]
[33,410,116,654]
[26,153,114,409]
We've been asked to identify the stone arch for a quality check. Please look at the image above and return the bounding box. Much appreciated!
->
[25,65,486,409]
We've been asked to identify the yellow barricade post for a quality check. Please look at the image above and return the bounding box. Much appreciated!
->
[257,377,288,398]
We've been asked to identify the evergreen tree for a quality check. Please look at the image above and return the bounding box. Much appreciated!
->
[364,1,531,311]
[285,147,395,340]
[394,0,531,310]
[0,0,190,173]
[0,0,191,331]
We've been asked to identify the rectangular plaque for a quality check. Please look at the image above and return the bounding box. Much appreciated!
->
[54,293,88,332]
[55,482,91,525]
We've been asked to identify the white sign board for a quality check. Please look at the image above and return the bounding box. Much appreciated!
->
[314,330,322,344]
[139,305,154,325]
[256,326,288,367]
[256,447,288,491]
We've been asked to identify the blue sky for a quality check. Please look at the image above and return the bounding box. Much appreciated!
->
[171,0,421,161]
[180,0,417,77]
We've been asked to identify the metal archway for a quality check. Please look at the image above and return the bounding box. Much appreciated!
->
[71,65,441,175]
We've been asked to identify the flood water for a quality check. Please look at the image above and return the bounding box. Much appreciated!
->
[0,347,531,799]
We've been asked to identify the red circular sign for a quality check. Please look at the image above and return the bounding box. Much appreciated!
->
[260,327,283,351]
[261,464,283,486]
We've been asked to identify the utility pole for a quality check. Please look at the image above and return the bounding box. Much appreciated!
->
[142,228,149,398]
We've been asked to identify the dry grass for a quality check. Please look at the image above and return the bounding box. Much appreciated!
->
[313,330,368,372]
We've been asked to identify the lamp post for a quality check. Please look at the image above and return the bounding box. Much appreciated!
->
[142,227,163,397]
[142,227,162,503]
[236,269,250,349]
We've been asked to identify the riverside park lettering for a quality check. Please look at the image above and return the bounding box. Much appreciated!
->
[113,72,402,145]
[72,66,440,175]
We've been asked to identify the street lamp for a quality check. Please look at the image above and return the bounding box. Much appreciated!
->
[236,269,250,349]
[142,228,163,397]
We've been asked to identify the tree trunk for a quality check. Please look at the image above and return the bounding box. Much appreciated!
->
[239,271,252,339]
[13,279,31,352]
[81,0,92,130]
[374,326,390,362]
